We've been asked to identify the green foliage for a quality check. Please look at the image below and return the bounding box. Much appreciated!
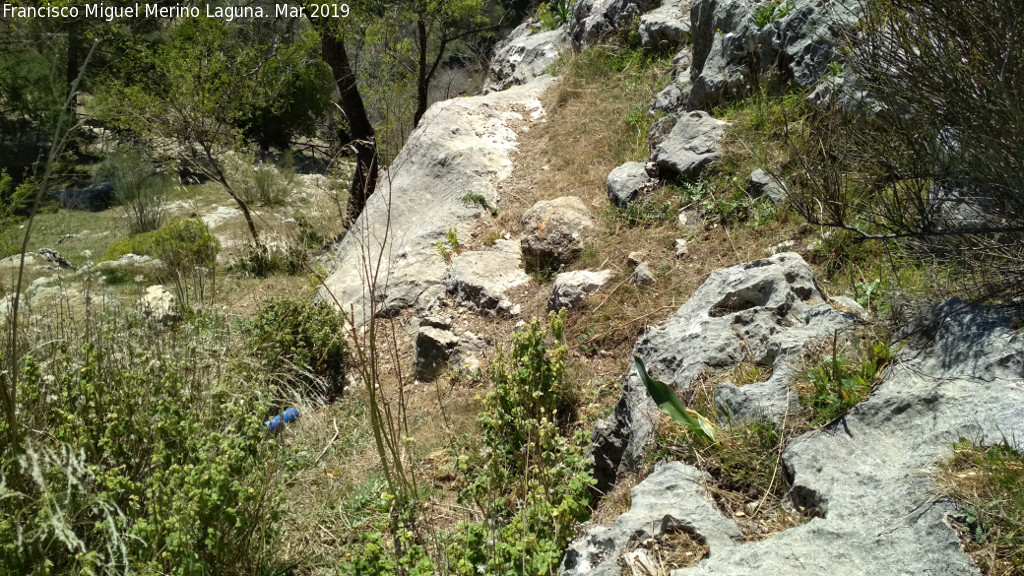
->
[801,338,892,426]
[753,0,791,27]
[93,148,169,234]
[446,311,594,576]
[226,153,295,207]
[0,172,33,258]
[435,228,462,263]
[460,192,488,209]
[241,298,347,398]
[634,356,717,443]
[535,0,571,31]
[941,440,1024,574]
[0,313,286,574]
[105,218,220,274]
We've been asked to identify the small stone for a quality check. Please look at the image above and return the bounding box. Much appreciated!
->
[674,239,689,257]
[631,261,655,285]
[627,251,646,267]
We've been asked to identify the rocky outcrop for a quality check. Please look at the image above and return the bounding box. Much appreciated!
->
[319,77,555,323]
[638,1,691,49]
[548,269,612,311]
[590,253,860,491]
[687,0,861,110]
[446,239,531,316]
[607,162,657,208]
[651,111,727,179]
[521,196,595,271]
[569,0,657,49]
[560,462,741,576]
[486,21,569,92]
[665,299,1024,574]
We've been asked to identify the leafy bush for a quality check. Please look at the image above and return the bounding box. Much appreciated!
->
[241,297,347,398]
[93,147,169,234]
[0,313,285,575]
[105,218,220,275]
[753,0,791,27]
[449,311,594,576]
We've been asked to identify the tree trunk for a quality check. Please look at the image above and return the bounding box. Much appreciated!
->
[320,28,378,226]
[413,20,449,128]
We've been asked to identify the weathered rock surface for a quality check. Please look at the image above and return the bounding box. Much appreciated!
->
[607,162,657,208]
[415,326,460,380]
[560,461,741,576]
[48,181,114,211]
[688,0,861,110]
[320,77,555,323]
[141,285,179,323]
[37,248,75,270]
[669,299,1024,575]
[521,196,595,270]
[590,253,860,491]
[486,21,569,92]
[638,1,690,49]
[630,261,656,285]
[651,111,727,179]
[569,0,657,49]
[548,269,613,311]
[747,168,786,205]
[447,240,531,316]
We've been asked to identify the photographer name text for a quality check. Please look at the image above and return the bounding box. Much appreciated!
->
[2,3,350,21]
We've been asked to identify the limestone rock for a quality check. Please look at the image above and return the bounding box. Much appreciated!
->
[37,248,75,270]
[569,0,657,49]
[486,21,569,92]
[141,285,179,324]
[673,299,1024,575]
[590,253,860,489]
[319,78,555,323]
[630,261,656,285]
[548,269,613,311]
[607,162,657,208]
[521,196,595,270]
[748,168,786,205]
[48,181,114,211]
[415,326,460,380]
[651,111,727,179]
[449,331,491,372]
[674,238,689,257]
[638,2,690,49]
[560,462,741,576]
[447,239,531,316]
[688,0,862,110]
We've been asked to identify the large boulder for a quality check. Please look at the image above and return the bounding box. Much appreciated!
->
[319,77,556,323]
[486,21,569,93]
[446,240,531,316]
[590,252,861,491]
[687,0,862,110]
[638,1,691,49]
[521,196,595,271]
[650,111,727,179]
[569,0,657,49]
[606,161,657,208]
[665,299,1024,574]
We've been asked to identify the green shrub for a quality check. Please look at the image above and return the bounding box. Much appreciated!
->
[448,311,594,576]
[0,314,285,575]
[226,154,294,207]
[93,147,169,234]
[105,218,220,274]
[241,297,347,398]
[754,0,791,27]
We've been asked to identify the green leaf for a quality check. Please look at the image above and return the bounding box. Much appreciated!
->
[633,355,717,443]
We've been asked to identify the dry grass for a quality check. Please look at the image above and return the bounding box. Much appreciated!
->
[938,441,1024,576]
[619,526,710,575]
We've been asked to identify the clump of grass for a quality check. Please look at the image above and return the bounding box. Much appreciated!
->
[651,372,805,538]
[796,334,892,426]
[753,0,791,27]
[940,439,1024,576]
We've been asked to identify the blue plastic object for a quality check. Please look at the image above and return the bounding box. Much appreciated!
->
[265,415,282,432]
[283,407,299,423]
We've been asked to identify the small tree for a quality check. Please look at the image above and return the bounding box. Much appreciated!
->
[97,19,312,245]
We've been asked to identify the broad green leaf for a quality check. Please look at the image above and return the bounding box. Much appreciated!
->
[634,355,717,443]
